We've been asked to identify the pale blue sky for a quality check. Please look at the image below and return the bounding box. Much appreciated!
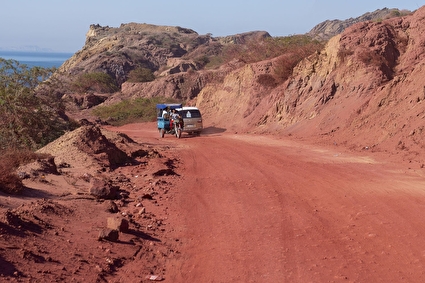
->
[1,0,423,53]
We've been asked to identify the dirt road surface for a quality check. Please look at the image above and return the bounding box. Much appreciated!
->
[114,123,425,283]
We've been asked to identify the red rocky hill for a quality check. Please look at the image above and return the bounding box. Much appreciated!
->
[195,6,425,167]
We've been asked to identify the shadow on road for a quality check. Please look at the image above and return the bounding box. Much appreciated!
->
[200,126,227,136]
[0,255,17,276]
[127,229,161,242]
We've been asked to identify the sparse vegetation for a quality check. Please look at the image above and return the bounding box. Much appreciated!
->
[126,67,155,83]
[0,58,73,151]
[92,97,179,125]
[272,36,324,83]
[388,9,412,18]
[72,72,119,93]
[357,48,385,67]
[257,74,277,88]
[194,55,210,67]
[221,35,323,64]
[337,47,355,62]
[205,35,323,84]
[205,55,224,69]
[0,58,77,194]
[374,9,412,23]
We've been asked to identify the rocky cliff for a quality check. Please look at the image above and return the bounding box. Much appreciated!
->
[307,8,412,41]
[59,23,209,85]
[196,5,425,165]
[58,23,270,101]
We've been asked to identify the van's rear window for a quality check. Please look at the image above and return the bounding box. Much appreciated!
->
[179,110,201,118]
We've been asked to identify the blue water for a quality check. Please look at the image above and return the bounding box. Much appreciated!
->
[0,50,73,68]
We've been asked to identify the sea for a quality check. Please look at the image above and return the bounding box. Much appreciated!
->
[0,50,73,68]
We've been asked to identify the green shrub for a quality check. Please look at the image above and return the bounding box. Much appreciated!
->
[72,72,118,93]
[194,55,210,67]
[0,58,73,151]
[127,67,155,83]
[205,55,224,69]
[92,97,179,126]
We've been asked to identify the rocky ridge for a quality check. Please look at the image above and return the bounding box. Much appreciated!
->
[307,7,412,41]
[58,22,270,99]
[56,8,413,116]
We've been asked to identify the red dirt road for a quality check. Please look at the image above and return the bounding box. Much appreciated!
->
[116,123,425,282]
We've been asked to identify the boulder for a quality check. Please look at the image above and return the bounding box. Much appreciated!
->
[104,200,119,213]
[97,228,119,242]
[89,178,118,199]
[107,216,129,233]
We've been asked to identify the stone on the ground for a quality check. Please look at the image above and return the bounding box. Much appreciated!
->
[89,178,118,199]
[98,228,119,242]
[104,200,119,213]
[107,216,129,233]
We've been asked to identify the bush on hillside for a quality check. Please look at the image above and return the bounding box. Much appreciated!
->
[0,58,77,194]
[221,35,323,65]
[272,36,324,83]
[194,55,210,67]
[126,67,155,83]
[208,35,323,84]
[204,55,224,69]
[0,58,73,151]
[337,47,354,62]
[256,74,277,88]
[72,72,119,93]
[92,97,179,126]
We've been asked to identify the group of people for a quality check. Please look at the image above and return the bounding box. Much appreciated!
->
[162,107,183,128]
[162,107,179,119]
